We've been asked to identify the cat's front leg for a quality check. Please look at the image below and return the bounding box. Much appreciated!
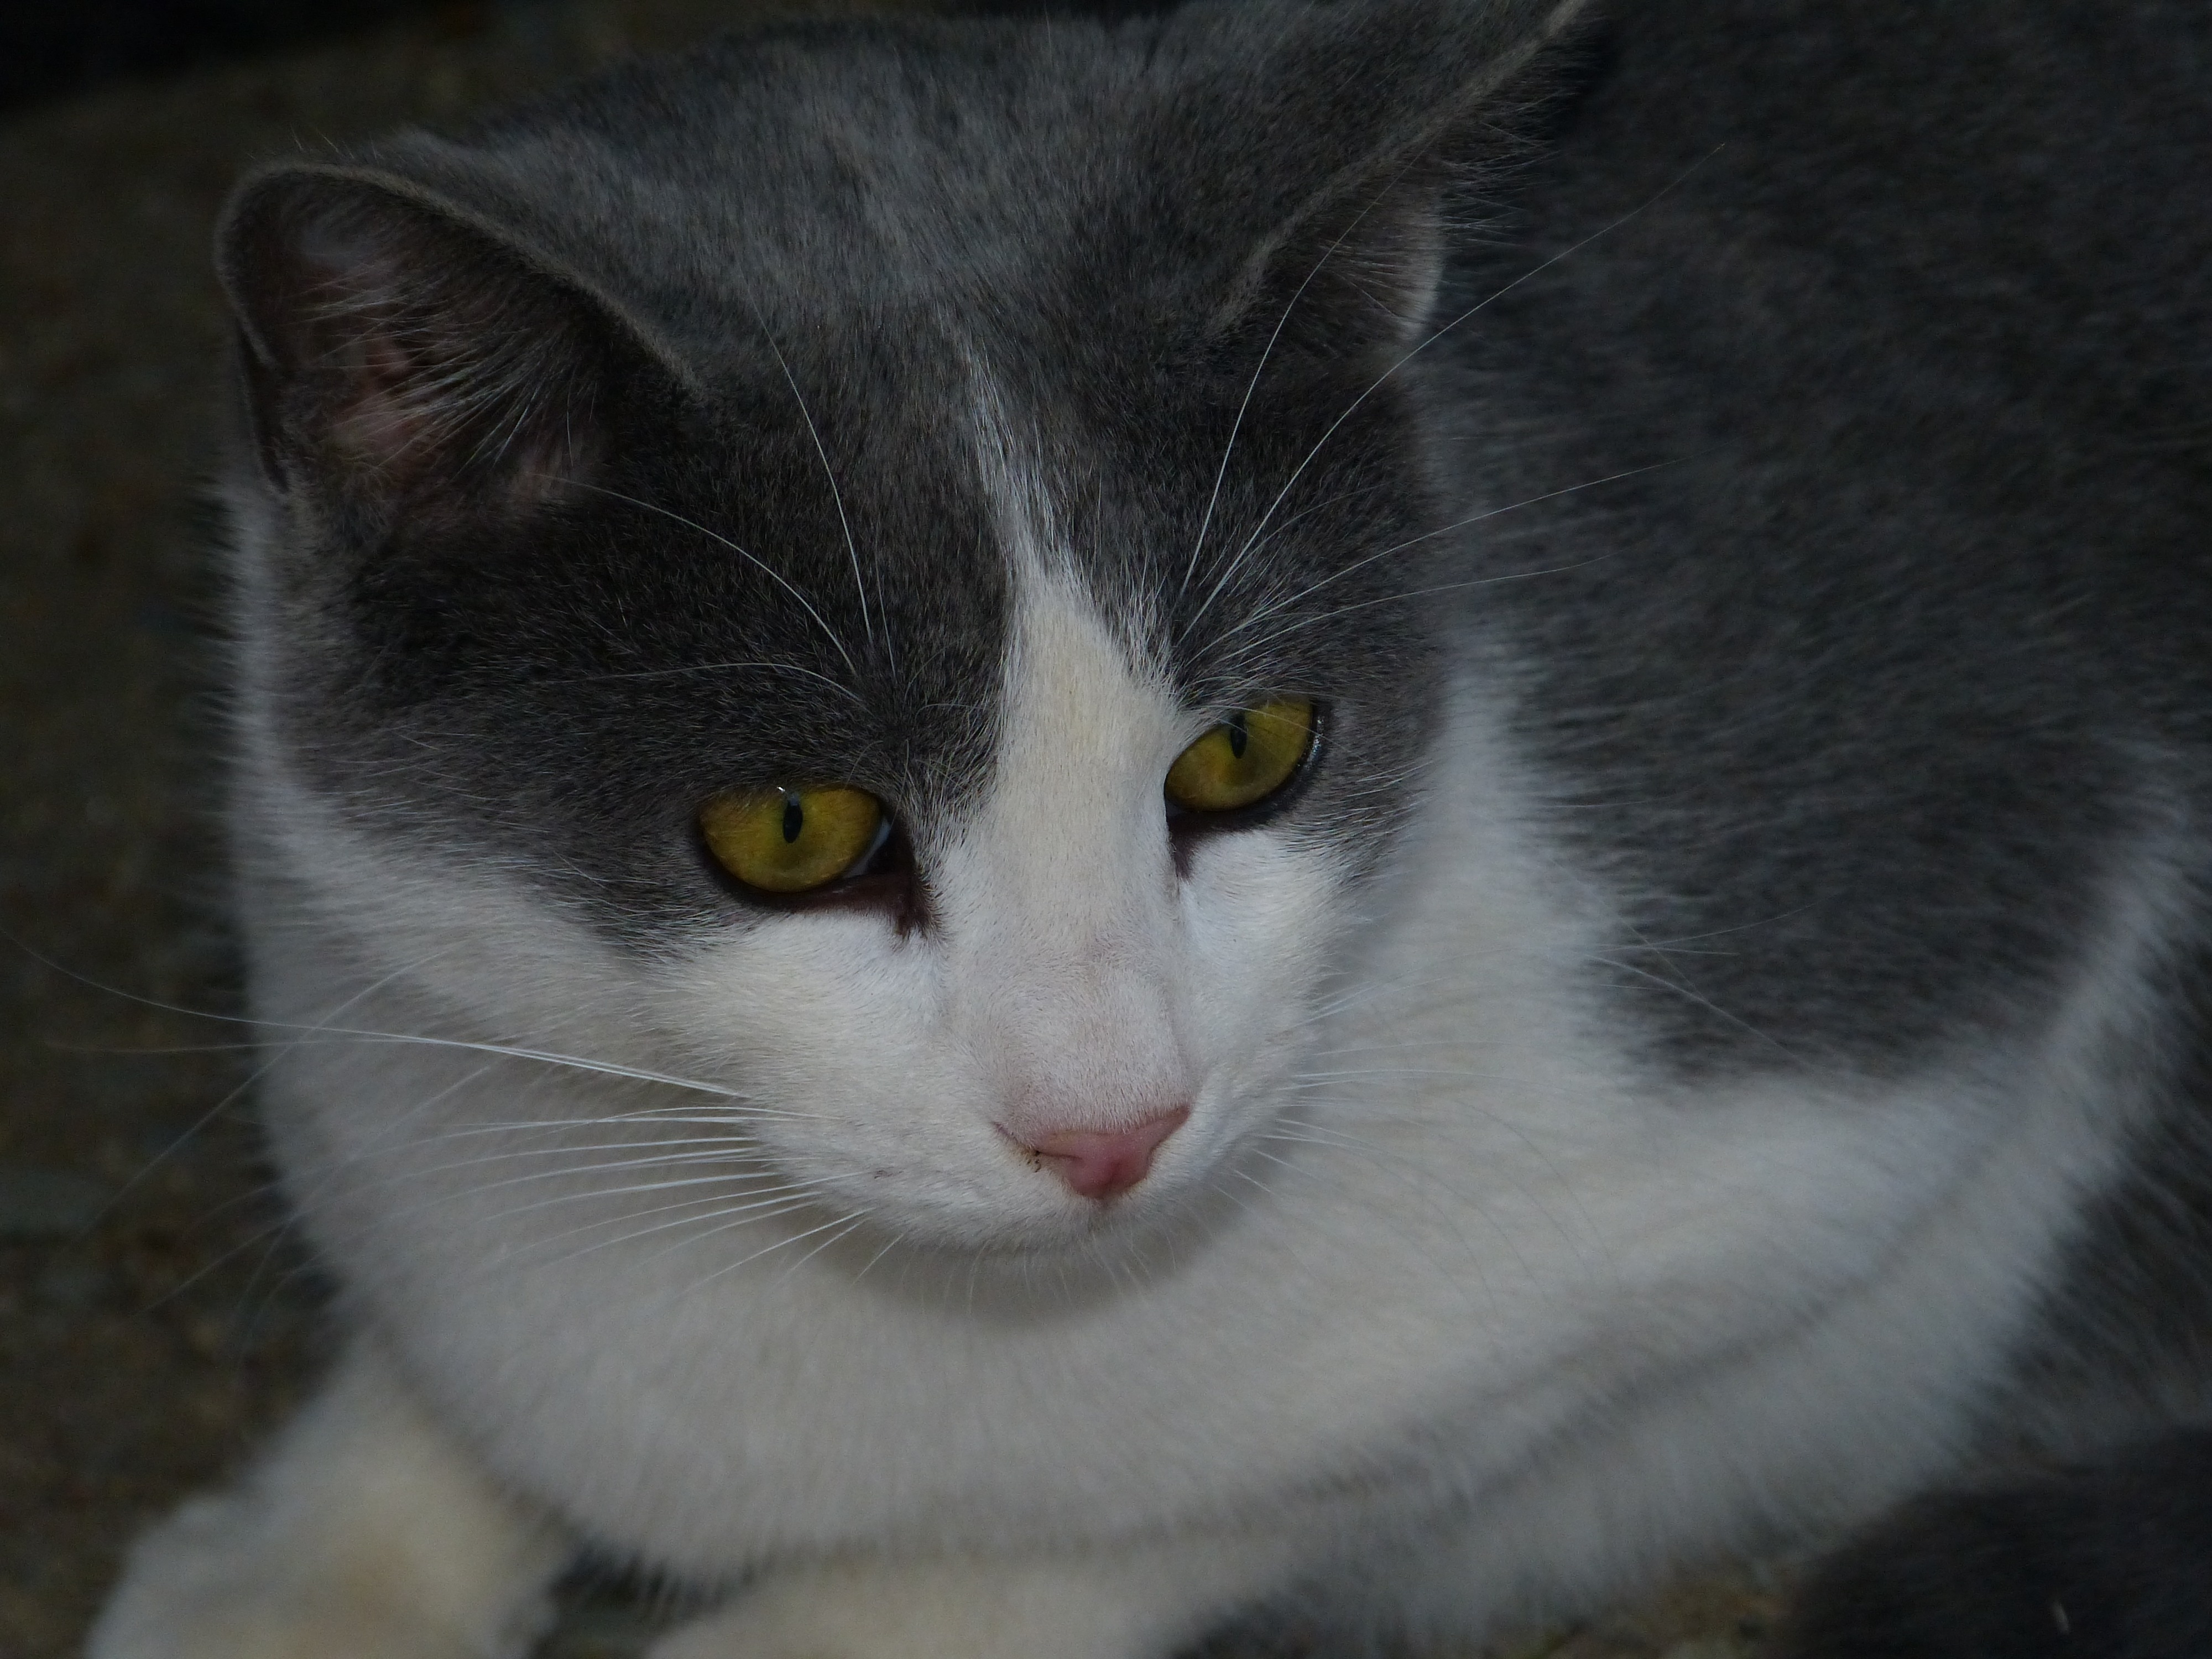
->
[652,1542,1292,1659]
[87,1338,571,1659]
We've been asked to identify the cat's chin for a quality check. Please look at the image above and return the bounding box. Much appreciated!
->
[806,1166,1238,1267]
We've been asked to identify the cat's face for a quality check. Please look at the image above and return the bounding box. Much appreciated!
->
[646,553,1360,1249]
[220,3,1558,1252]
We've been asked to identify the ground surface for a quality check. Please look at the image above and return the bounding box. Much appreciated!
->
[0,5,1783,1654]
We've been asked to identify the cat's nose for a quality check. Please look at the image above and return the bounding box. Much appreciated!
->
[1022,1107,1189,1201]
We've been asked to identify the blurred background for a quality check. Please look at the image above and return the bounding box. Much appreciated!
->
[0,4,1778,1654]
[3,2,487,109]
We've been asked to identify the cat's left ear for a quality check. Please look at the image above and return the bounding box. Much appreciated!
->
[215,159,691,524]
[1187,0,1593,359]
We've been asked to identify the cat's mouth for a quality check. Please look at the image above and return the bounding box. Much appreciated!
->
[761,1107,1240,1261]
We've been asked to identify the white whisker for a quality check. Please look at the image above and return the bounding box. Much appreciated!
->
[1212,149,1723,602]
[1212,461,1675,655]
[552,475,862,679]
[533,1190,832,1270]
[754,319,878,663]
[664,1206,877,1303]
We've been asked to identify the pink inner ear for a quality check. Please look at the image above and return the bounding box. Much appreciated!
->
[330,332,432,473]
[240,187,619,510]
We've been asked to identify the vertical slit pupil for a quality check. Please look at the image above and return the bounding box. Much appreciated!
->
[1227,712,1249,760]
[781,795,805,843]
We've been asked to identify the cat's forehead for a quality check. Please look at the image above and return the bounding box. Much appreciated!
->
[360,23,1441,694]
[437,26,1150,329]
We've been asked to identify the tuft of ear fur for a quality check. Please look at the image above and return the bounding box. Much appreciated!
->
[217,165,681,525]
[1177,0,1593,358]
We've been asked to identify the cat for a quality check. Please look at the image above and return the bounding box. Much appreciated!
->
[86,0,2212,1655]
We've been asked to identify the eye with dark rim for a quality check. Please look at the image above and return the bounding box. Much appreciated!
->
[696,785,917,920]
[1164,697,1324,842]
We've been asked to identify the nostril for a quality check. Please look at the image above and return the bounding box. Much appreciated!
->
[1022,1106,1190,1202]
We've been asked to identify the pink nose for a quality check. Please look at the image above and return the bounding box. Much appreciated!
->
[1023,1107,1190,1201]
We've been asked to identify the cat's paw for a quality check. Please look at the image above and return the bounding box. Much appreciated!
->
[88,1343,568,1659]
[86,1489,556,1659]
[644,1561,1173,1659]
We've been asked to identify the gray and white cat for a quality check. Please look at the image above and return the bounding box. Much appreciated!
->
[89,0,2212,1655]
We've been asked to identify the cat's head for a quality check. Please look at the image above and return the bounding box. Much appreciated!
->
[217,0,1581,1253]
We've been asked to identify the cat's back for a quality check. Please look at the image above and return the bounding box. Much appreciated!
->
[1496,0,2211,581]
[1531,0,2211,446]
[1425,0,2212,1072]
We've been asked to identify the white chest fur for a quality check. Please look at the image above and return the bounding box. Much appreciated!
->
[236,626,2163,1606]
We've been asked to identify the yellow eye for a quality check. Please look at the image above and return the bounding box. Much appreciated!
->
[1164,697,1316,814]
[699,785,886,895]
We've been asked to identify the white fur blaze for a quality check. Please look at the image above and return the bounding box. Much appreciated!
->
[940,574,1198,1145]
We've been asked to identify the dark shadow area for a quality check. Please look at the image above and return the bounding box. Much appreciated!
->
[0,0,1190,107]
[0,2,499,110]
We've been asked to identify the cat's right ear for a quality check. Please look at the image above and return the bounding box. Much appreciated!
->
[1181,0,1593,363]
[216,164,686,525]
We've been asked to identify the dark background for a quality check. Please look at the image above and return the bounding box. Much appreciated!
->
[2,2,463,109]
[0,0,1182,110]
[0,3,1776,1654]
